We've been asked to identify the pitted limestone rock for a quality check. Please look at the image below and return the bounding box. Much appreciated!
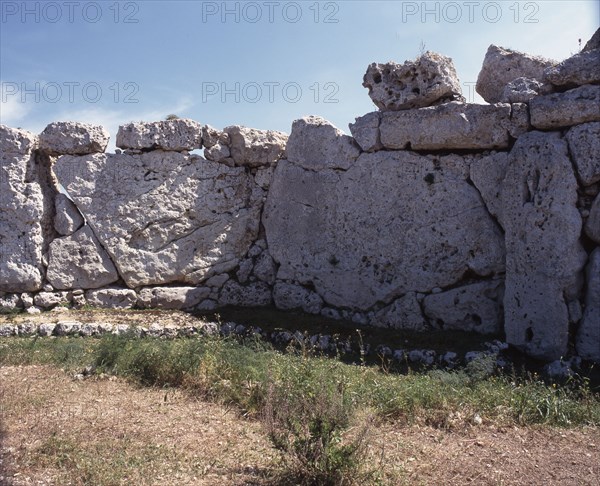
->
[565,122,600,186]
[586,195,600,244]
[500,77,546,103]
[286,116,360,170]
[39,121,109,155]
[470,152,509,228]
[0,125,45,292]
[370,292,426,331]
[423,280,504,334]
[476,45,556,103]
[54,193,84,236]
[53,151,265,287]
[219,281,272,307]
[502,131,587,360]
[273,282,323,314]
[349,112,382,152]
[137,286,211,310]
[116,119,202,151]
[530,84,600,129]
[544,49,600,87]
[362,52,464,111]
[380,102,520,150]
[224,126,287,168]
[576,248,600,362]
[263,151,504,310]
[85,288,137,309]
[46,225,119,290]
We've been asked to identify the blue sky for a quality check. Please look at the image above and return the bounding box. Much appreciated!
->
[1,0,598,150]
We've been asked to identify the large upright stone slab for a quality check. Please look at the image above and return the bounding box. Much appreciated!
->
[502,131,587,360]
[530,85,600,129]
[116,119,202,151]
[476,45,555,103]
[0,126,45,292]
[363,51,464,111]
[380,102,518,150]
[53,151,264,287]
[263,151,504,310]
[565,122,600,186]
[576,248,600,362]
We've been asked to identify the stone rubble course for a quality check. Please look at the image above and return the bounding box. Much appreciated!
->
[116,119,202,151]
[502,131,587,360]
[363,51,464,111]
[38,121,109,156]
[530,84,600,129]
[476,45,556,103]
[0,126,45,292]
[544,48,600,87]
[46,225,119,290]
[54,193,85,236]
[422,280,504,334]
[565,122,600,186]
[85,288,137,309]
[224,126,288,168]
[379,102,522,151]
[53,151,265,288]
[576,248,600,361]
[500,77,546,104]
[264,150,504,310]
[137,286,211,310]
[286,116,360,170]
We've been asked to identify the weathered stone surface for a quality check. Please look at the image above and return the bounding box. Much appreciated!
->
[0,126,45,292]
[423,280,504,334]
[53,152,264,287]
[263,152,504,310]
[348,112,382,152]
[224,126,287,167]
[576,248,600,362]
[204,143,230,163]
[503,131,587,360]
[0,294,21,311]
[544,49,600,87]
[54,321,82,336]
[39,121,109,155]
[46,226,119,290]
[38,323,56,336]
[565,122,600,186]
[253,251,276,284]
[116,119,202,151]
[201,125,228,148]
[470,152,509,228]
[285,117,359,171]
[380,103,516,150]
[363,52,464,111]
[85,288,137,309]
[476,45,555,103]
[54,193,84,236]
[370,292,426,331]
[137,286,210,310]
[583,28,600,52]
[33,291,70,309]
[586,195,600,244]
[530,85,600,129]
[273,282,323,314]
[500,77,545,103]
[219,281,272,307]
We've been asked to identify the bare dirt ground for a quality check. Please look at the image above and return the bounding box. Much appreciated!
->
[1,365,598,485]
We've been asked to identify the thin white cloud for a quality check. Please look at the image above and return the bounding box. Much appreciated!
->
[0,96,32,126]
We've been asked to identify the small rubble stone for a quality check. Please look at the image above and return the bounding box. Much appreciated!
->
[34,292,70,310]
[500,77,546,103]
[54,321,82,336]
[219,281,272,307]
[116,119,202,151]
[39,121,109,155]
[85,288,137,309]
[224,126,287,167]
[273,282,323,315]
[137,286,211,310]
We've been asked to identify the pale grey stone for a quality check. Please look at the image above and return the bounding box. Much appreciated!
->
[196,299,218,311]
[370,292,426,331]
[565,122,600,186]
[500,77,545,103]
[544,49,600,87]
[54,193,84,236]
[204,143,230,162]
[254,165,276,190]
[253,252,276,284]
[349,112,382,152]
[71,294,87,309]
[530,85,600,129]
[476,45,556,103]
[224,126,287,168]
[53,151,264,287]
[46,226,119,290]
[470,152,509,228]
[380,102,515,150]
[201,125,229,149]
[363,52,464,110]
[85,288,137,309]
[219,281,272,307]
[17,321,38,335]
[39,121,109,155]
[273,282,323,314]
[20,293,34,308]
[26,306,41,315]
[0,325,16,337]
[205,274,229,288]
[503,131,587,360]
[34,291,70,309]
[576,248,600,362]
[423,280,504,334]
[0,126,45,292]
[508,103,530,138]
[54,321,82,336]
[263,153,504,310]
[116,119,202,151]
[38,323,56,336]
[585,195,600,244]
[0,294,21,311]
[286,116,359,171]
[79,323,100,337]
[236,258,254,284]
[137,286,211,310]
[583,28,600,52]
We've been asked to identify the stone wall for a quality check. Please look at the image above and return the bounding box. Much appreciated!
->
[1,29,599,362]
